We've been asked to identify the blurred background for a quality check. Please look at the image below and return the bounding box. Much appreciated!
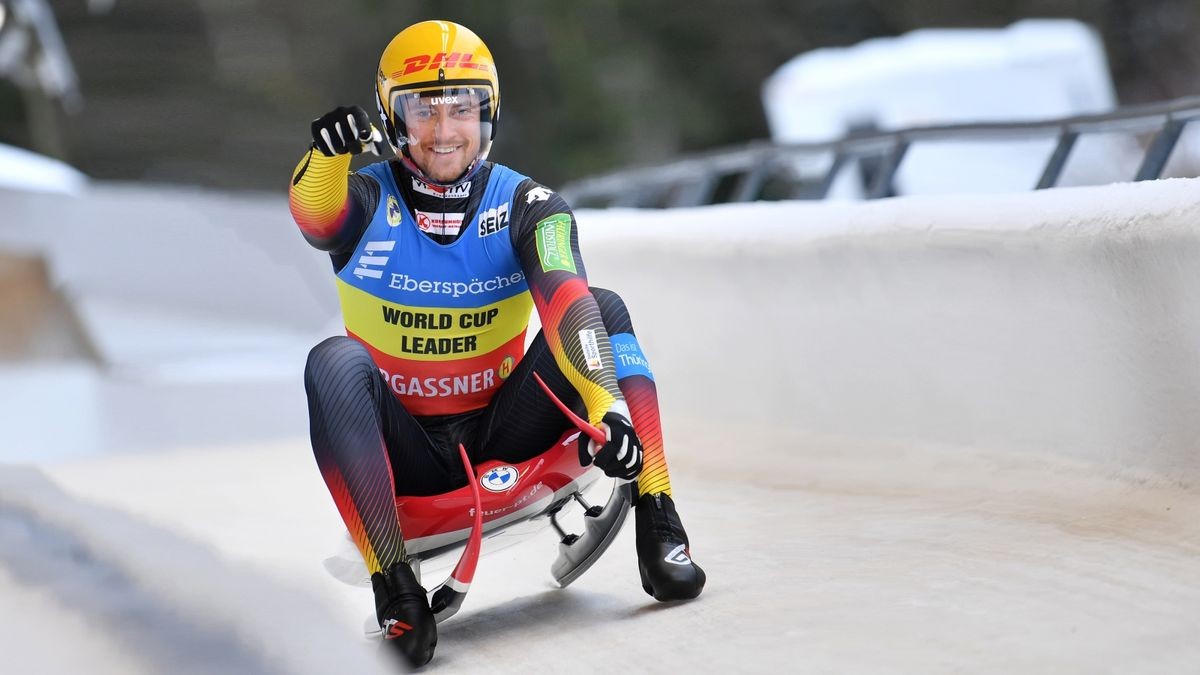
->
[3,0,1200,192]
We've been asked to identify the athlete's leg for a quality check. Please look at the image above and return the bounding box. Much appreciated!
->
[305,336,461,573]
[475,331,580,462]
[588,287,675,497]
[305,336,446,665]
[477,287,679,484]
[588,287,706,601]
[473,288,703,600]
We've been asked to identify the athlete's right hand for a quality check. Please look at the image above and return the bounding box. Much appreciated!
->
[580,408,643,481]
[311,106,384,157]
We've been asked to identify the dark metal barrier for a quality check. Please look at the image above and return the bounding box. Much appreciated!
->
[561,95,1200,209]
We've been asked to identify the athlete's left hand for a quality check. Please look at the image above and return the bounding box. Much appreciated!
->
[580,405,643,481]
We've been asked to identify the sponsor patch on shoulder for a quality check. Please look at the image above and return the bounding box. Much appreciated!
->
[534,213,576,273]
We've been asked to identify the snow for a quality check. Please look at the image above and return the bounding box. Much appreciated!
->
[763,19,1114,141]
[760,20,1134,197]
[0,143,87,195]
[3,177,1200,671]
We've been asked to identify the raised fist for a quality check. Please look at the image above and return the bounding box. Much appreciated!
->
[311,105,384,156]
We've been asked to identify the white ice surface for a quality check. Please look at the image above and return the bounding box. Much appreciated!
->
[10,430,1200,673]
[0,565,147,675]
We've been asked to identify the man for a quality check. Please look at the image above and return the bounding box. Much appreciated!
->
[289,20,705,667]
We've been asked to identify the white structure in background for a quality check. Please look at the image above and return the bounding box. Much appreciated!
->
[0,0,88,192]
[762,19,1136,197]
[0,0,83,111]
[0,142,86,193]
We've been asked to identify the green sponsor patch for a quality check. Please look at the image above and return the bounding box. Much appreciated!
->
[534,213,577,273]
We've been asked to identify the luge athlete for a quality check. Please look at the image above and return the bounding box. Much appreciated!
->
[289,20,705,668]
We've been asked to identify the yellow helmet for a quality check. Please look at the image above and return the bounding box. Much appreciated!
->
[375,21,500,182]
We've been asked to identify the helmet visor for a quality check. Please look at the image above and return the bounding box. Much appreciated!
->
[390,84,494,148]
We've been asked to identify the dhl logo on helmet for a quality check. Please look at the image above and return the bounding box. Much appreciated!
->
[394,52,492,78]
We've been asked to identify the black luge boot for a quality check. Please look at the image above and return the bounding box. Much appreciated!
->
[635,492,706,601]
[372,561,437,668]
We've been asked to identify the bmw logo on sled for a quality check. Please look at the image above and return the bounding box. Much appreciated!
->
[480,465,519,492]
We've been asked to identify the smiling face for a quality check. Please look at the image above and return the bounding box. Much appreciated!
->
[396,88,487,183]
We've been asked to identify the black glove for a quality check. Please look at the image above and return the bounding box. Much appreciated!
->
[310,105,382,156]
[580,410,643,481]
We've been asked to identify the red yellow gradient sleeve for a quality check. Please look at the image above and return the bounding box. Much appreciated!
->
[512,192,624,426]
[288,149,354,242]
[530,276,621,426]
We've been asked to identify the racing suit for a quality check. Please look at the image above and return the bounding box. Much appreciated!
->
[290,151,674,574]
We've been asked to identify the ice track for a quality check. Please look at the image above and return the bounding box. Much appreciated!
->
[3,178,1200,672]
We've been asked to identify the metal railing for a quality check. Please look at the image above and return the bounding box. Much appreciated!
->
[560,95,1200,209]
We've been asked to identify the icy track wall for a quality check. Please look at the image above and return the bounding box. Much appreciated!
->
[4,177,1199,480]
[576,178,1200,486]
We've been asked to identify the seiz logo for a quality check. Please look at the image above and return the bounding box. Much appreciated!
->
[397,52,490,77]
[477,202,510,237]
[354,240,395,280]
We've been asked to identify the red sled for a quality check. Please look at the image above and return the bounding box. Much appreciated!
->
[326,373,632,629]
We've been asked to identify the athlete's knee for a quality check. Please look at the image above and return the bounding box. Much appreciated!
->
[589,287,656,381]
[305,336,375,389]
[589,286,635,335]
